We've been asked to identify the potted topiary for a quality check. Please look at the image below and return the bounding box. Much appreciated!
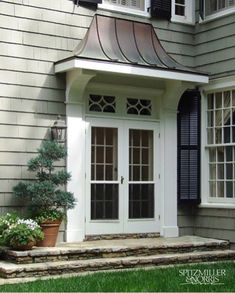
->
[13,140,76,247]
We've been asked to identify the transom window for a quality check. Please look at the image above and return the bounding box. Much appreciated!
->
[205,0,235,16]
[206,89,235,201]
[127,98,152,116]
[87,94,156,119]
[89,95,116,113]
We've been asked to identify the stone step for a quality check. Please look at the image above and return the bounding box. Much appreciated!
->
[2,236,230,264]
[0,249,235,279]
[85,233,160,241]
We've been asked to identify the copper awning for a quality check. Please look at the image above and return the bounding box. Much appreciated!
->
[55,15,208,83]
[73,14,192,72]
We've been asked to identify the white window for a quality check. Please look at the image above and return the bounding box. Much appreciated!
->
[98,0,150,17]
[205,0,235,16]
[104,0,145,11]
[202,0,235,21]
[206,89,235,203]
[171,0,194,24]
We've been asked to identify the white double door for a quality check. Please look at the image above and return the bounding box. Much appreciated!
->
[85,118,160,235]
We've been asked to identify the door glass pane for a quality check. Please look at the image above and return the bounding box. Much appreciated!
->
[129,129,154,219]
[91,184,118,219]
[91,127,118,220]
[129,129,153,181]
[91,127,118,181]
[129,184,154,219]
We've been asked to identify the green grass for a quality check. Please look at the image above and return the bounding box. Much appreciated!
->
[0,262,234,292]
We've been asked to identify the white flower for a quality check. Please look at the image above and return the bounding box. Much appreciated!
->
[17,219,40,230]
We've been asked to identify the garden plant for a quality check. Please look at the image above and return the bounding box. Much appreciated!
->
[0,213,43,250]
[12,140,76,246]
[13,140,75,222]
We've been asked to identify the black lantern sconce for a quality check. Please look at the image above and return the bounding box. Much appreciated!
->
[51,115,67,142]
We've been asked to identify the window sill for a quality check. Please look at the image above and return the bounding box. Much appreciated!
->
[200,7,235,24]
[171,16,195,26]
[199,203,235,209]
[97,4,150,18]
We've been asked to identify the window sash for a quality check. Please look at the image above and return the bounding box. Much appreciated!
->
[103,0,145,11]
[205,0,235,16]
[171,0,194,24]
[206,91,235,145]
[175,0,186,16]
[206,89,235,201]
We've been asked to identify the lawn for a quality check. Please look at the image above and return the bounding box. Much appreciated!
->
[0,262,234,292]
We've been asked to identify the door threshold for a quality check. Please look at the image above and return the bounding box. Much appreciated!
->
[85,233,160,241]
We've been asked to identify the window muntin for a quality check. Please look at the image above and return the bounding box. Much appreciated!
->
[207,90,235,201]
[129,129,154,219]
[91,127,118,181]
[207,91,235,145]
[91,127,119,220]
[129,129,153,181]
[205,0,235,16]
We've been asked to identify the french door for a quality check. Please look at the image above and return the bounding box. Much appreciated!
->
[85,118,160,235]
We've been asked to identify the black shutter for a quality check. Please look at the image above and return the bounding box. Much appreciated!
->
[177,90,201,204]
[199,0,204,20]
[151,0,171,20]
[72,0,102,5]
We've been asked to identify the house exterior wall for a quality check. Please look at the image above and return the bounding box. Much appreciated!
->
[152,20,195,68]
[179,206,235,248]
[0,0,234,244]
[0,1,196,241]
[194,208,235,248]
[194,14,235,79]
[178,2,235,247]
[0,0,94,241]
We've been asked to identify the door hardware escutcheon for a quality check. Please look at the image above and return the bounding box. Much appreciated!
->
[121,176,124,184]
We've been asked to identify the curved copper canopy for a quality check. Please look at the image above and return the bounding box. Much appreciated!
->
[71,14,194,73]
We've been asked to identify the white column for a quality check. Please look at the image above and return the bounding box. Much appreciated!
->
[160,108,179,237]
[65,70,95,242]
[66,102,86,242]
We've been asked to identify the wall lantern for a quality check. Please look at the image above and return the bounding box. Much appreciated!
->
[51,115,67,142]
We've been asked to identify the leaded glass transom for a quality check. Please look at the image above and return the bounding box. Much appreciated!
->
[89,95,116,113]
[127,98,152,116]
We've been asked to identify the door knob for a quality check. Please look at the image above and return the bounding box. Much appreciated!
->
[121,176,124,184]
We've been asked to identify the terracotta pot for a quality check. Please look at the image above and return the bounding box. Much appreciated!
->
[37,220,61,247]
[11,241,36,251]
